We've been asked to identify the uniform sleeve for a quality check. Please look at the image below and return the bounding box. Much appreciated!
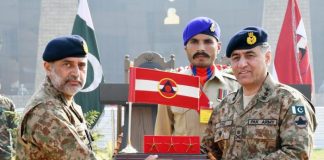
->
[6,101,17,129]
[0,96,15,111]
[0,96,17,159]
[23,104,96,160]
[263,97,317,160]
[8,99,15,112]
[154,104,174,135]
[0,96,17,129]
[201,106,222,160]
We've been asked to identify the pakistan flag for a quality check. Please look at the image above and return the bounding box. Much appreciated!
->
[72,0,103,115]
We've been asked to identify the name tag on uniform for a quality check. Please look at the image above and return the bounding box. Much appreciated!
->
[200,109,213,124]
[248,119,277,125]
[215,120,233,129]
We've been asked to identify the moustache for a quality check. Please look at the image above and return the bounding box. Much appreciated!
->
[193,52,210,59]
[65,76,82,86]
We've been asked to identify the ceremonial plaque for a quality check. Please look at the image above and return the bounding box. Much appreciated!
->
[115,136,208,159]
[143,136,200,154]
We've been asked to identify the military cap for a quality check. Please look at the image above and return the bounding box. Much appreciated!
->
[182,17,221,45]
[42,35,88,62]
[226,26,268,57]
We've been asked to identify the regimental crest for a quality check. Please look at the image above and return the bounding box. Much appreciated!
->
[294,115,308,128]
[82,40,89,54]
[158,78,178,98]
[210,23,216,32]
[246,32,257,45]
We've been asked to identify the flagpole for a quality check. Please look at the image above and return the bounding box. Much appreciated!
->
[120,102,138,153]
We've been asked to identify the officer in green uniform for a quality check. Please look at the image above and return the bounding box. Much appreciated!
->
[16,35,97,159]
[202,26,317,160]
[0,93,16,160]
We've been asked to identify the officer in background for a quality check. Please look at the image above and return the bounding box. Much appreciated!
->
[202,26,317,159]
[155,17,239,139]
[0,91,16,160]
[16,35,97,159]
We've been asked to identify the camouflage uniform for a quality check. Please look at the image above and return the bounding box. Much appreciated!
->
[202,74,317,160]
[16,77,96,160]
[0,95,16,160]
[155,66,240,139]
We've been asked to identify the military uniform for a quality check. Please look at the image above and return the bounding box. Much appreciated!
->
[0,95,16,160]
[16,77,96,160]
[155,66,239,139]
[202,74,317,160]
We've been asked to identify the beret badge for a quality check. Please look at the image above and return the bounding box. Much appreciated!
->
[210,23,216,32]
[246,32,257,45]
[82,40,88,54]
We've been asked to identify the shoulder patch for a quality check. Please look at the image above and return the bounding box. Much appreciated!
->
[291,106,305,115]
[294,115,308,128]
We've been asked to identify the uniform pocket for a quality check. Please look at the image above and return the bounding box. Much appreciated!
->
[244,125,278,153]
[214,126,231,151]
[245,125,277,140]
[214,126,231,142]
[171,106,199,134]
[170,106,190,114]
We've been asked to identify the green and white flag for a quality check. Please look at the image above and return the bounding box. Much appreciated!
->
[72,0,103,115]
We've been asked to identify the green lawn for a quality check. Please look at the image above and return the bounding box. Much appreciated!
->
[312,149,324,160]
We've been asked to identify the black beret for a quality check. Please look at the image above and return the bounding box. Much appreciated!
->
[183,17,221,45]
[42,35,88,62]
[226,26,268,58]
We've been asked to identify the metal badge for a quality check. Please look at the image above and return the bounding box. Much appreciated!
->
[246,32,257,45]
[210,23,216,32]
[82,40,89,54]
[235,126,242,141]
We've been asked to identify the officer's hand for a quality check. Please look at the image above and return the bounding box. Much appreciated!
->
[207,152,217,160]
[145,155,158,160]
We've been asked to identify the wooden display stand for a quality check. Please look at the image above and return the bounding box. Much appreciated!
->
[114,153,208,159]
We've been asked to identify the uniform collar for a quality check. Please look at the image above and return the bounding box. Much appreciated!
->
[43,76,71,106]
[255,74,277,102]
[212,65,226,84]
[229,73,277,104]
[183,64,226,84]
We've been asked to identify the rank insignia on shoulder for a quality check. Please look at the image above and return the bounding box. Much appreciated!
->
[294,116,308,128]
[292,106,305,115]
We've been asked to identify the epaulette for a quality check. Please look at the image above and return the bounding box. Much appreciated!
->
[278,84,315,113]
[278,84,300,100]
[221,72,237,81]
